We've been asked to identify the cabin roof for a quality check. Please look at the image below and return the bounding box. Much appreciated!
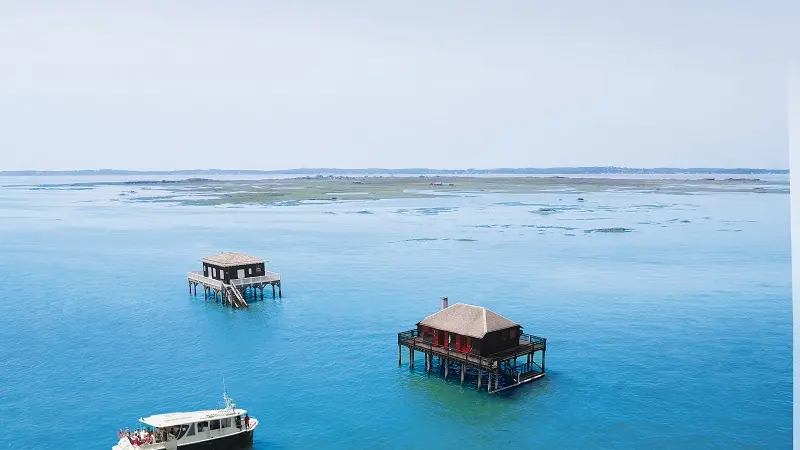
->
[201,252,264,267]
[417,303,519,339]
[139,408,246,428]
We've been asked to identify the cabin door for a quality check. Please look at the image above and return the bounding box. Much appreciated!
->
[455,335,461,351]
[237,269,245,279]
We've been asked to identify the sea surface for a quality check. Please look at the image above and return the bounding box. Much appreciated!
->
[0,176,791,449]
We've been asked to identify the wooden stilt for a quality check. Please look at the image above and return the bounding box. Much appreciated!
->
[494,367,499,390]
[278,283,282,298]
[460,363,466,384]
[477,368,482,388]
[542,350,546,373]
[272,284,275,298]
[444,358,449,380]
[398,345,402,366]
[409,347,414,370]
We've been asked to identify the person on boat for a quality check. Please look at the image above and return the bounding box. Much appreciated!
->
[244,413,250,429]
[118,429,124,438]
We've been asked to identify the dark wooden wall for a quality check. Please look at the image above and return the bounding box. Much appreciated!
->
[416,324,522,357]
[204,262,266,283]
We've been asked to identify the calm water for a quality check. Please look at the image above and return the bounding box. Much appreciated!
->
[0,177,791,449]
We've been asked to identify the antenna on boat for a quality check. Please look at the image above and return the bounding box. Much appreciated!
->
[222,376,236,411]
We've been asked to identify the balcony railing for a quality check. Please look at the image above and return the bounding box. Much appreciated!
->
[399,329,546,367]
[398,329,497,368]
[230,272,280,286]
[188,271,224,289]
[520,333,547,347]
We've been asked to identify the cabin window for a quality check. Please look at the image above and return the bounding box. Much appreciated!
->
[185,423,196,436]
[176,424,190,440]
[210,419,220,430]
[256,266,263,274]
[197,421,208,432]
[221,417,232,428]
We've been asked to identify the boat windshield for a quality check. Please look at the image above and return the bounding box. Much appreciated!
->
[151,424,191,442]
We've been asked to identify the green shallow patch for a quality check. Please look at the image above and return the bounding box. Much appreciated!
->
[117,175,787,207]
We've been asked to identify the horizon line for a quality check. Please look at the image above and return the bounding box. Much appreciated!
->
[0,166,790,174]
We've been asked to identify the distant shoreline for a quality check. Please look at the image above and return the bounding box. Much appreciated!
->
[0,167,789,176]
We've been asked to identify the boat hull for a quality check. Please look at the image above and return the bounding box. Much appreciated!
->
[113,428,254,450]
[175,429,253,449]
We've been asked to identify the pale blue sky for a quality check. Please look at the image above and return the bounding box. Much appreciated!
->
[0,1,795,170]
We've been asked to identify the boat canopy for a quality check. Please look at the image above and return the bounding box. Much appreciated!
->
[139,408,247,428]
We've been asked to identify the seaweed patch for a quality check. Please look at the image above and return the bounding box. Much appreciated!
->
[584,227,633,233]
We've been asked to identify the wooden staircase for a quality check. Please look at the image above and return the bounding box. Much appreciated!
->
[224,284,249,308]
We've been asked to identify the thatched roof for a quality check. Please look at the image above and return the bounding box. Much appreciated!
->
[418,303,519,338]
[202,252,264,267]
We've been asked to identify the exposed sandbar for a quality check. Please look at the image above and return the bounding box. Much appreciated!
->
[107,175,789,206]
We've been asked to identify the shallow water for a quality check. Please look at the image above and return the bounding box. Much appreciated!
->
[0,177,791,449]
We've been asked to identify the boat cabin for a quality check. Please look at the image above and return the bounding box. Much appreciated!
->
[201,252,265,284]
[115,410,254,449]
[415,298,523,357]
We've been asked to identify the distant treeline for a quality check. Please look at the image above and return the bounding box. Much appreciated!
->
[0,167,789,176]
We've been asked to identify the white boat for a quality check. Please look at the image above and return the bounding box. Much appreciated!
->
[112,391,258,450]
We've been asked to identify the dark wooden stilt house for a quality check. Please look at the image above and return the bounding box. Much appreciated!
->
[398,297,546,394]
[187,252,281,308]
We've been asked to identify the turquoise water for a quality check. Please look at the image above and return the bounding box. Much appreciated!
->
[0,178,791,449]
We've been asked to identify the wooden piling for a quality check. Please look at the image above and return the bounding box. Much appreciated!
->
[542,350,546,373]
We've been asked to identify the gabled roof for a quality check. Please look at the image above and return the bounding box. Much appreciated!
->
[202,252,264,267]
[417,303,519,339]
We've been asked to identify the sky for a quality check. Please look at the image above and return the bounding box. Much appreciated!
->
[0,1,796,171]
